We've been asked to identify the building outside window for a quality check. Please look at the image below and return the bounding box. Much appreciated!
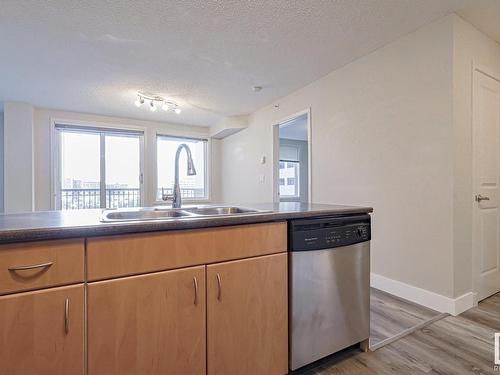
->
[156,135,208,201]
[55,124,144,210]
[279,161,300,198]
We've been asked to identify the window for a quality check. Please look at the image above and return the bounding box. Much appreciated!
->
[157,135,208,201]
[55,125,144,210]
[279,161,300,198]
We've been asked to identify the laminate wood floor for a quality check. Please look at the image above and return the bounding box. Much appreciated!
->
[370,288,440,347]
[303,292,500,375]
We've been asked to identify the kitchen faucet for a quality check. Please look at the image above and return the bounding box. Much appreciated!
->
[162,143,197,208]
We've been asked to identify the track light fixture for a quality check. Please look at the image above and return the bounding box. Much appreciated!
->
[134,96,145,107]
[134,92,181,114]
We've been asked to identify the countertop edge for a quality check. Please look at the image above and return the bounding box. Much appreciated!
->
[0,206,373,244]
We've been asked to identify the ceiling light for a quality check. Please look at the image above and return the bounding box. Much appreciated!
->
[134,92,181,115]
[150,101,157,112]
[134,95,144,107]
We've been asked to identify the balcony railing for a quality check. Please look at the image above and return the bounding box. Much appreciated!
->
[61,188,141,210]
[156,188,205,200]
[61,187,206,210]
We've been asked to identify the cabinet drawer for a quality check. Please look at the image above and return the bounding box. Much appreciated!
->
[87,222,287,281]
[0,239,84,295]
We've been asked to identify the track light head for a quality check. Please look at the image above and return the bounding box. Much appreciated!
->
[134,96,144,107]
[135,93,180,115]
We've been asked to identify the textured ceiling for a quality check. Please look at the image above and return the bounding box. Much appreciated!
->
[0,0,490,127]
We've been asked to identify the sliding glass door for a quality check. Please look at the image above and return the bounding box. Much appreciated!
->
[105,135,142,208]
[55,125,144,210]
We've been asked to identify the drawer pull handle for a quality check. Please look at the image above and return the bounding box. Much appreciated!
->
[64,298,70,335]
[216,273,222,302]
[193,276,199,306]
[8,261,54,271]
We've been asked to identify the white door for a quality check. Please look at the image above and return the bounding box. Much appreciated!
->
[473,70,500,301]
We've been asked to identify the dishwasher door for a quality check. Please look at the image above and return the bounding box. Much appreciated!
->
[289,241,370,371]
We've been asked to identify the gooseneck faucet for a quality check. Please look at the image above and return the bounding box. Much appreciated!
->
[162,143,197,208]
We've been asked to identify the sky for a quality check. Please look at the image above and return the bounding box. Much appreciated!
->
[60,130,205,190]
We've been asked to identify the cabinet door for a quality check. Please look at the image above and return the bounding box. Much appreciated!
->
[207,253,288,375]
[0,284,84,375]
[88,266,206,375]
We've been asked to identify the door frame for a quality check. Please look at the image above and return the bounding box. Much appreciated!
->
[271,108,312,203]
[471,62,500,302]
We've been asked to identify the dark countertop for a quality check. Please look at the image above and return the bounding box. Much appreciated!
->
[0,203,373,244]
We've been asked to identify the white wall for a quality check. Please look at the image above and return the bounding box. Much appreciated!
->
[4,102,34,213]
[221,16,456,298]
[452,16,500,298]
[31,108,216,210]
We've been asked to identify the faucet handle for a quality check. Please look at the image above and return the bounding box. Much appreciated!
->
[162,194,174,202]
[161,187,174,202]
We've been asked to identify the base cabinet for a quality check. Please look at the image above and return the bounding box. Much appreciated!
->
[0,284,84,375]
[0,223,288,375]
[207,253,288,375]
[87,266,206,375]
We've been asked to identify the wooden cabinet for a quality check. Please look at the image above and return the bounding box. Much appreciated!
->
[207,253,288,375]
[86,222,287,281]
[0,284,84,375]
[0,222,288,375]
[0,239,84,295]
[87,266,206,375]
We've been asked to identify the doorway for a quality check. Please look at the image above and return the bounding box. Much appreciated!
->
[272,110,311,203]
[472,68,500,301]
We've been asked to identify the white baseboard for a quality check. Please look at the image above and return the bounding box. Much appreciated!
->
[371,273,474,316]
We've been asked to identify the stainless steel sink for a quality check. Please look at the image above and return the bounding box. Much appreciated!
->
[101,208,193,222]
[182,206,261,216]
[100,206,268,222]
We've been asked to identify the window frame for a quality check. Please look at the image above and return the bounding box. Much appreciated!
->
[51,120,145,210]
[154,133,210,205]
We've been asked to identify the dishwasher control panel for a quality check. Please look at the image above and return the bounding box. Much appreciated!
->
[289,214,371,251]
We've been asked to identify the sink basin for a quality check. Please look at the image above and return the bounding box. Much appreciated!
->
[183,206,261,216]
[100,206,268,222]
[101,208,193,222]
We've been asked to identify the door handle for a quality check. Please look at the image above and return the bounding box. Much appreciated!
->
[64,298,70,335]
[216,273,222,302]
[193,276,199,306]
[475,194,490,202]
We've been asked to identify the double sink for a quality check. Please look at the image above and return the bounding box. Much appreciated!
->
[101,206,268,222]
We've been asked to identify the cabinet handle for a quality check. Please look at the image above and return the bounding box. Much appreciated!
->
[64,298,70,335]
[216,273,222,302]
[193,276,199,306]
[8,261,54,271]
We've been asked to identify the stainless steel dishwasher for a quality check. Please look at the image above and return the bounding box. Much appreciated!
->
[289,214,371,371]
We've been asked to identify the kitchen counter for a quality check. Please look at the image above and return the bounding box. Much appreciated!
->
[0,202,372,244]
